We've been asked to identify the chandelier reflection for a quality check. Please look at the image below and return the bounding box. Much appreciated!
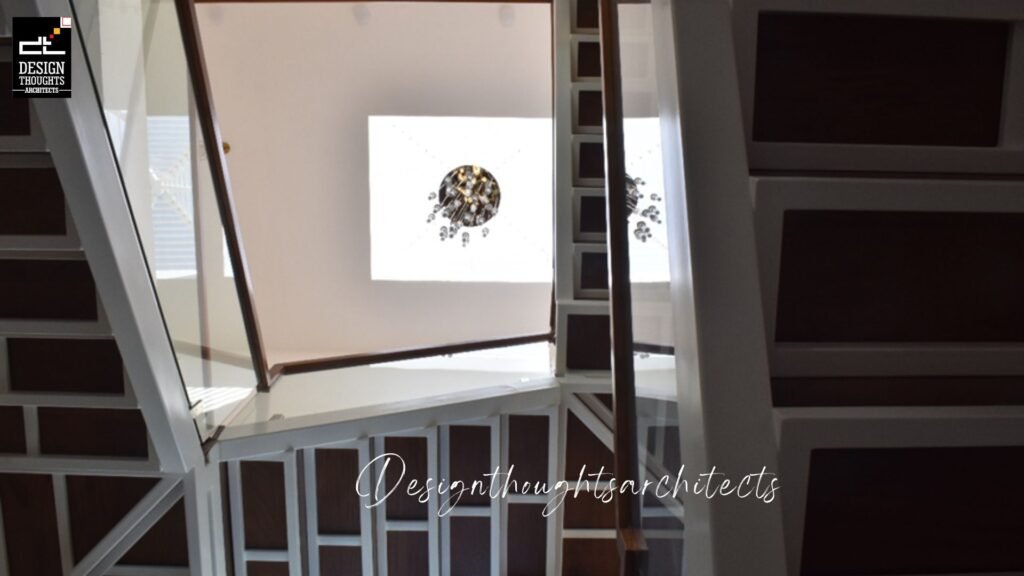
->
[427,165,501,247]
[626,173,662,242]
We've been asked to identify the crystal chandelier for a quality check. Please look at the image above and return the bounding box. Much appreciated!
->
[427,165,501,247]
[626,173,662,242]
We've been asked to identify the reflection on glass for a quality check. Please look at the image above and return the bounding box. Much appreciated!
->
[70,0,258,438]
[618,3,684,572]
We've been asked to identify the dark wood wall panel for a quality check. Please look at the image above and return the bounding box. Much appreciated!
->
[773,376,1024,407]
[802,446,1024,575]
[0,406,26,454]
[8,338,124,394]
[0,259,97,321]
[578,196,607,235]
[387,531,429,576]
[0,473,63,576]
[564,410,614,480]
[385,436,429,520]
[566,314,611,371]
[449,426,491,506]
[563,488,615,529]
[509,415,549,486]
[241,461,288,550]
[578,90,603,127]
[578,141,605,180]
[450,517,490,576]
[0,168,64,235]
[562,538,618,576]
[576,0,598,29]
[776,210,1024,342]
[320,546,362,575]
[120,498,190,566]
[65,475,159,563]
[315,448,362,535]
[507,504,547,576]
[38,408,148,458]
[0,63,32,136]
[579,252,609,291]
[246,562,290,576]
[753,13,1009,146]
[577,41,602,78]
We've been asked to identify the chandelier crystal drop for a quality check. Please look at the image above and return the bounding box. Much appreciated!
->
[626,173,663,242]
[428,165,501,246]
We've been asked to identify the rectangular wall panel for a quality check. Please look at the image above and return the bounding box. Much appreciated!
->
[387,531,429,576]
[450,517,489,576]
[0,260,96,321]
[772,376,1024,407]
[315,448,362,535]
[384,437,429,520]
[240,461,288,550]
[566,314,611,371]
[509,415,549,486]
[753,13,1009,146]
[0,406,26,454]
[449,426,491,506]
[38,408,148,458]
[802,446,1024,574]
[0,168,64,235]
[8,338,124,394]
[562,539,618,576]
[776,210,1024,342]
[0,473,63,576]
[320,546,362,575]
[507,504,547,576]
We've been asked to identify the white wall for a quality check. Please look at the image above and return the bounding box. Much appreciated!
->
[196,3,554,364]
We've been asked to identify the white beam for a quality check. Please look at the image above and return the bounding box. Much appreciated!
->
[21,0,203,473]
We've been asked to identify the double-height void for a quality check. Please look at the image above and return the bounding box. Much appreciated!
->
[4,0,1023,575]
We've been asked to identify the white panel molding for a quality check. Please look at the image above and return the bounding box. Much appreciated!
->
[753,176,1024,378]
[732,0,1024,175]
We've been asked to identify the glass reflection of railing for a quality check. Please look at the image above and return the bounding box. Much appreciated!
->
[68,0,267,439]
[601,0,684,573]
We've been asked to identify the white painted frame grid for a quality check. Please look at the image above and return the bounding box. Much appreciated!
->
[226,453,302,576]
[301,439,374,576]
[438,416,500,576]
[372,429,440,576]
[496,406,562,576]
[732,0,1024,175]
[753,176,1024,378]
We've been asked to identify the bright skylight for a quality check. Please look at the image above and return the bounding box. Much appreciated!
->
[369,115,553,283]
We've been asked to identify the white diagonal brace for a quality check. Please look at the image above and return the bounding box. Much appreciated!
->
[72,477,183,576]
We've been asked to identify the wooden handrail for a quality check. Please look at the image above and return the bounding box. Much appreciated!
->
[271,332,553,376]
[173,0,273,391]
[598,0,648,571]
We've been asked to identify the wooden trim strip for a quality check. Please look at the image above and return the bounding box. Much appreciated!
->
[173,0,272,391]
[597,0,646,554]
[272,332,553,376]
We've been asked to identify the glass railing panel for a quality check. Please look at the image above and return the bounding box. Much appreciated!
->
[615,0,684,572]
[192,2,554,369]
[69,0,258,438]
